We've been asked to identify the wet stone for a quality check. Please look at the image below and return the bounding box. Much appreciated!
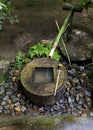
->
[76,85,82,90]
[53,105,61,111]
[4,104,9,110]
[21,106,27,113]
[17,93,22,98]
[86,97,91,102]
[14,106,21,112]
[59,99,64,104]
[67,76,73,80]
[11,96,20,103]
[3,95,9,101]
[0,109,3,113]
[78,98,84,105]
[62,112,69,117]
[84,91,91,97]
[87,102,91,107]
[14,102,20,107]
[79,66,85,71]
[3,109,10,114]
[0,106,3,110]
[90,112,93,117]
[39,107,45,113]
[73,103,79,109]
[1,101,6,106]
[71,111,78,116]
[9,69,15,76]
[68,96,72,104]
[79,92,84,98]
[14,69,20,77]
[72,78,79,85]
[76,94,80,101]
[10,110,15,116]
[51,109,62,116]
[0,88,5,95]
[81,73,87,78]
[69,102,74,109]
[83,104,88,109]
[5,91,14,96]
[68,68,77,76]
[49,107,54,113]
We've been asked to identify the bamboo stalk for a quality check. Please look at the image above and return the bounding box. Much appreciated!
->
[48,10,73,58]
[55,20,71,67]
[54,68,61,96]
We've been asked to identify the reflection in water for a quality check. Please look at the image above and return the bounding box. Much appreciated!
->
[33,67,54,83]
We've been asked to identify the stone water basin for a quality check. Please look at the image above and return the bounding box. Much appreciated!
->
[21,58,67,106]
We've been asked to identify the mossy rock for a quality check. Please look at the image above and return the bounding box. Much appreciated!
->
[59,27,93,61]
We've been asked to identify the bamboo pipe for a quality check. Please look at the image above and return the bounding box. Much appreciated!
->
[48,10,73,58]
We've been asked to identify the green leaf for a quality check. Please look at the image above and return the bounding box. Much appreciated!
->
[16,51,23,62]
[24,58,31,63]
[16,61,23,70]
[44,48,50,56]
[53,51,60,61]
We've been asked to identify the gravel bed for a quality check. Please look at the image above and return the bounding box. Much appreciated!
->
[0,61,92,117]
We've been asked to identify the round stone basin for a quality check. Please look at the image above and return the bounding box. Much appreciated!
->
[21,58,67,105]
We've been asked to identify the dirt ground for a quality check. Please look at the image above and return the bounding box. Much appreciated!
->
[0,0,93,59]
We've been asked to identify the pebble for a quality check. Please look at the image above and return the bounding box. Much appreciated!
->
[59,99,64,104]
[71,111,78,116]
[14,102,20,107]
[76,94,80,101]
[11,96,20,103]
[78,98,83,105]
[0,57,91,117]
[84,91,91,97]
[68,96,72,104]
[53,105,61,111]
[39,107,45,113]
[17,93,22,98]
[90,112,93,117]
[76,85,81,90]
[21,106,27,113]
[14,70,20,77]
[0,109,3,113]
[68,68,77,76]
[1,101,6,106]
[79,66,85,71]
[12,77,17,82]
[0,88,5,95]
[72,78,79,84]
[14,106,21,112]
[86,97,91,102]
[3,95,9,101]
[81,73,87,78]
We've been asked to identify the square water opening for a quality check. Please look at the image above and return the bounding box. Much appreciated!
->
[33,67,54,84]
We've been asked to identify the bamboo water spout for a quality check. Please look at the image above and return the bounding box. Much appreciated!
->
[48,2,83,59]
[48,10,73,58]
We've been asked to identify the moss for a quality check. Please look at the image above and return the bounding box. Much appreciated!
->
[0,75,6,83]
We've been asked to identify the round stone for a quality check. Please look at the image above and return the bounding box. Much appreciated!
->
[21,58,67,105]
[59,28,93,61]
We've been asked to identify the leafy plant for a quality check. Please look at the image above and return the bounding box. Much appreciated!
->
[0,0,18,29]
[15,51,31,70]
[28,42,61,61]
[79,0,93,8]
[15,42,61,70]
